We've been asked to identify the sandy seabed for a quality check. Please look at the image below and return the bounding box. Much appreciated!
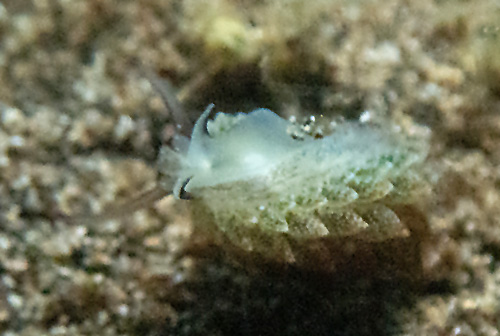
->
[1,0,500,335]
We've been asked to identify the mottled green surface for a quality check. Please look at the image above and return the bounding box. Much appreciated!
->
[180,111,429,263]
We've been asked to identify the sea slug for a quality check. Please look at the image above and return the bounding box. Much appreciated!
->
[157,103,430,266]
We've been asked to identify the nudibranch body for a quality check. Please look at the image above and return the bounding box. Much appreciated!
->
[158,105,429,264]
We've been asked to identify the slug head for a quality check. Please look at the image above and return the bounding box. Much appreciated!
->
[162,105,309,198]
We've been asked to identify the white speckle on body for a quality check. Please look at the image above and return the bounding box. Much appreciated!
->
[359,110,372,123]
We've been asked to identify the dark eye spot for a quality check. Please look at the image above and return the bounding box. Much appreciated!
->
[179,177,192,200]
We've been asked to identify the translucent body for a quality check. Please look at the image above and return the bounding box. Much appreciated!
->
[159,107,429,263]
